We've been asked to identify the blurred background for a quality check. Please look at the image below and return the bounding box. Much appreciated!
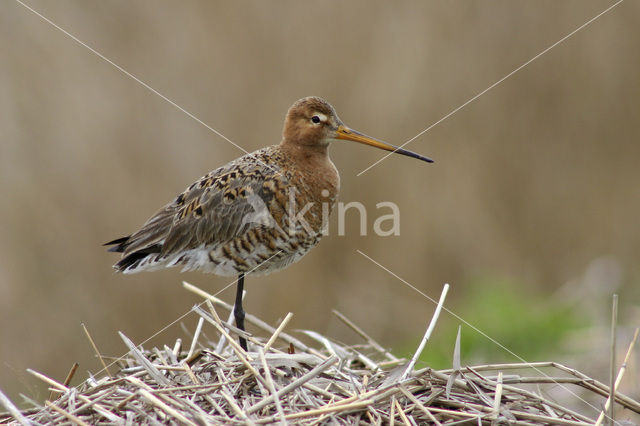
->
[1,0,639,417]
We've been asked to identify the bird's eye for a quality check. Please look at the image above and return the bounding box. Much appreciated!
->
[311,115,321,124]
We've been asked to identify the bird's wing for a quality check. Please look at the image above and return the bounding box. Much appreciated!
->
[106,150,291,263]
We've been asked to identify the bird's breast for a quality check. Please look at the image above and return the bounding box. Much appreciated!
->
[286,155,339,234]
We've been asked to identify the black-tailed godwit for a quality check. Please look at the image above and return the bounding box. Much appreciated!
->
[106,96,433,350]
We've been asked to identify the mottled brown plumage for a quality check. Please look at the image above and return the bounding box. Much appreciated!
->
[106,96,432,350]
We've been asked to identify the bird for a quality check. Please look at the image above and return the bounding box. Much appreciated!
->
[105,96,433,351]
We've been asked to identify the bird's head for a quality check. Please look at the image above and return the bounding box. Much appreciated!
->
[282,96,433,163]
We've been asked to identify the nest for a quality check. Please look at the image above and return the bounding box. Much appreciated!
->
[1,282,639,425]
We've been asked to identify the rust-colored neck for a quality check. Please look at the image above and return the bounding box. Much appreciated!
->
[280,137,330,161]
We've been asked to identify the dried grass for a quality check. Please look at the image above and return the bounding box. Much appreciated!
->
[1,282,639,425]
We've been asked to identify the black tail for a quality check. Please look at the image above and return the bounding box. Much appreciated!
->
[112,244,163,272]
[104,236,131,253]
[105,236,163,272]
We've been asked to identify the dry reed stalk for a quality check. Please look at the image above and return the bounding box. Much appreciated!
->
[1,281,638,425]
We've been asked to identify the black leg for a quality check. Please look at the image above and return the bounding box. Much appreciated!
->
[234,273,247,351]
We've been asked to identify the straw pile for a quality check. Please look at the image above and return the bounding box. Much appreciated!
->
[1,282,639,425]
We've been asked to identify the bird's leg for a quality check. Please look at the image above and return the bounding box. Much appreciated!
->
[234,273,247,351]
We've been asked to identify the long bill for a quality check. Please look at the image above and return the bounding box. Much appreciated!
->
[335,125,434,163]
